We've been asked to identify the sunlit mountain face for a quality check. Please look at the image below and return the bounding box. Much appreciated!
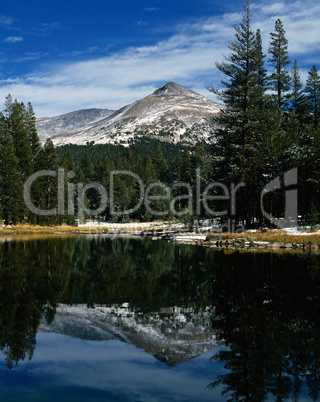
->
[36,82,223,146]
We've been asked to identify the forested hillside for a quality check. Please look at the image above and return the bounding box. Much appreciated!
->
[56,138,186,168]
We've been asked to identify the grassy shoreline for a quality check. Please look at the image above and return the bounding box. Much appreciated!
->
[217,231,320,245]
[1,223,320,245]
[0,222,182,236]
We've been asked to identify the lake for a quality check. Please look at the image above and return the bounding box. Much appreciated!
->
[0,235,320,401]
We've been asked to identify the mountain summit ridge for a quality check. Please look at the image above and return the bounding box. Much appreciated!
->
[36,82,223,146]
[152,81,199,96]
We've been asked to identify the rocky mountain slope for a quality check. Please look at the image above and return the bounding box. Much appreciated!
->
[37,108,114,140]
[36,82,223,146]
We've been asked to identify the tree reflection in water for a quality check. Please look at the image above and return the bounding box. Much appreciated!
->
[0,236,320,401]
[208,250,320,401]
[0,237,74,369]
[0,236,216,369]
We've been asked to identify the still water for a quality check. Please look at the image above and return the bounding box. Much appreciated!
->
[0,235,320,401]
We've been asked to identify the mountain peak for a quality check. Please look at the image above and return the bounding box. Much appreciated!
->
[152,82,192,96]
[36,82,223,146]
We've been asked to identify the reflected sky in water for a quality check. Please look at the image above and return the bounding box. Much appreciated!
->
[1,332,224,401]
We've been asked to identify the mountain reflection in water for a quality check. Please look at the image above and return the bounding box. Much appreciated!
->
[0,236,320,401]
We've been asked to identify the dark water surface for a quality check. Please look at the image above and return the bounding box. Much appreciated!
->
[0,235,320,401]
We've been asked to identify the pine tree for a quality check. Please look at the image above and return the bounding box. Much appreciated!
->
[1,96,45,223]
[208,0,292,226]
[142,155,157,185]
[255,29,268,109]
[152,143,168,182]
[26,102,42,167]
[254,28,283,181]
[59,151,77,225]
[141,155,159,220]
[213,1,258,112]
[4,94,13,120]
[289,61,305,113]
[61,150,76,173]
[36,139,59,224]
[80,151,93,181]
[209,0,273,225]
[252,27,283,188]
[210,0,265,181]
[305,65,320,128]
[0,126,23,224]
[94,156,114,188]
[23,102,44,223]
[281,60,308,146]
[268,19,291,110]
[5,99,33,178]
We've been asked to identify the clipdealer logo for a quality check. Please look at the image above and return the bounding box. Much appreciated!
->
[260,168,298,228]
[23,167,298,229]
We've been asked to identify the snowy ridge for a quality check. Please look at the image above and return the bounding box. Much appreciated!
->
[36,82,223,146]
[36,108,115,140]
[39,303,218,366]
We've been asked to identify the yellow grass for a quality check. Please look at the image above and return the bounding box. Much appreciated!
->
[0,222,182,236]
[1,224,320,245]
[221,247,305,255]
[218,230,320,244]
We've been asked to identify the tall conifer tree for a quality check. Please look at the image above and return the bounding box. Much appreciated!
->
[153,143,168,182]
[289,60,305,113]
[282,60,307,143]
[5,100,33,178]
[26,102,42,167]
[210,1,263,178]
[36,139,59,224]
[209,0,269,224]
[268,19,291,110]
[255,29,267,110]
[305,65,320,128]
[0,127,23,224]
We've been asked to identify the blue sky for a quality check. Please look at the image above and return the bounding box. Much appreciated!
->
[0,0,319,117]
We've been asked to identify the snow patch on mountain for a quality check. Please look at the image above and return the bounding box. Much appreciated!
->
[36,108,114,140]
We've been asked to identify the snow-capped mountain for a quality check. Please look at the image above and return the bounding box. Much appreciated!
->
[36,82,223,146]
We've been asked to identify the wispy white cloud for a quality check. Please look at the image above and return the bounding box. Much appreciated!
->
[0,0,319,117]
[136,20,148,26]
[253,0,320,56]
[260,2,287,14]
[15,52,49,62]
[38,22,65,34]
[58,47,100,58]
[0,14,14,28]
[144,7,160,11]
[3,36,23,43]
[42,22,60,30]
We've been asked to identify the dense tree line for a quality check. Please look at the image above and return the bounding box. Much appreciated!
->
[208,0,320,227]
[57,141,212,223]
[0,95,75,225]
[56,138,186,168]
